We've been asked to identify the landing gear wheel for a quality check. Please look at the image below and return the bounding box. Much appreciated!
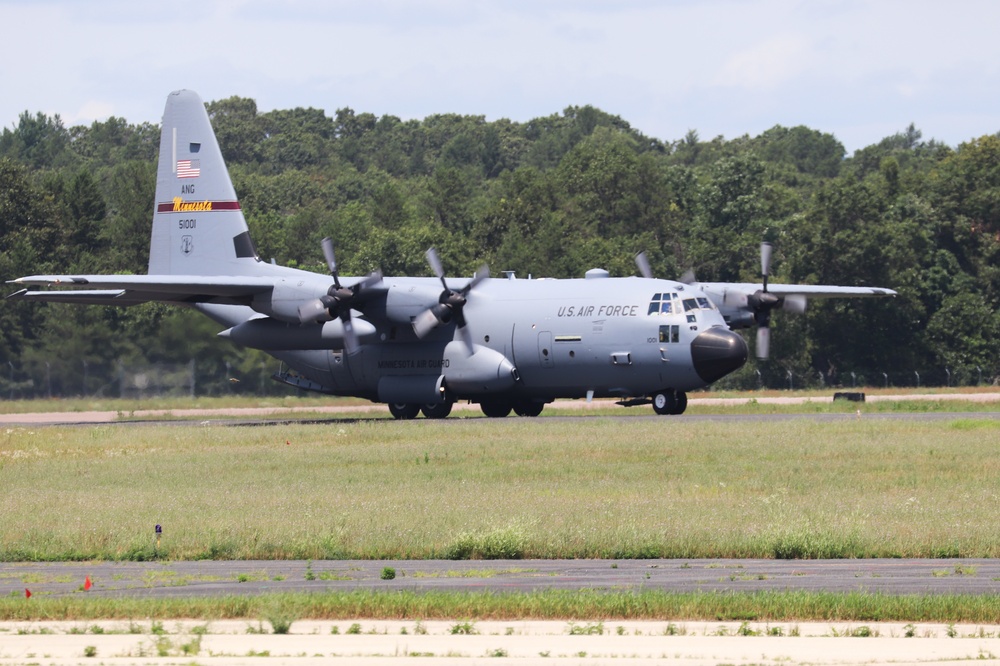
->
[420,401,453,419]
[652,390,687,415]
[513,400,544,417]
[673,391,688,415]
[388,403,420,420]
[480,400,512,418]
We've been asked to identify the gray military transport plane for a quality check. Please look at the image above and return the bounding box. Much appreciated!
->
[7,90,897,418]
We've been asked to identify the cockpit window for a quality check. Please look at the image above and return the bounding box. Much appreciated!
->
[682,297,716,312]
[647,292,678,315]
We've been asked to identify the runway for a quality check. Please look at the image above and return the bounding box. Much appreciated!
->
[4,558,1000,598]
[1,391,998,426]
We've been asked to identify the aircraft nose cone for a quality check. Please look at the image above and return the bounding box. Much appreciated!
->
[691,327,748,383]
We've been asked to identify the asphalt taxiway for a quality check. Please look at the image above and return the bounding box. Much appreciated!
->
[4,558,1000,598]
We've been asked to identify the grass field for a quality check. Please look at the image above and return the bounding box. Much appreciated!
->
[3,414,999,561]
[4,589,1000,623]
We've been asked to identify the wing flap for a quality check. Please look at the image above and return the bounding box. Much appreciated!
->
[7,274,278,307]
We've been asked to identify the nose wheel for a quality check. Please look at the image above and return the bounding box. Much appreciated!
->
[652,390,687,415]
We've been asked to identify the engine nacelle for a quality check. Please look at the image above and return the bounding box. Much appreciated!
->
[219,316,376,350]
[442,342,517,395]
[252,278,330,323]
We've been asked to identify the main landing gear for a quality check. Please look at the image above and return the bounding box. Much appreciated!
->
[387,400,547,419]
[651,390,688,415]
[480,399,546,418]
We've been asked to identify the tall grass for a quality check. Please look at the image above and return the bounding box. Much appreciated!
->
[2,418,999,560]
[3,589,1000,623]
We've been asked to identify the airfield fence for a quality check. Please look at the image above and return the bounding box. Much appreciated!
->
[0,357,995,401]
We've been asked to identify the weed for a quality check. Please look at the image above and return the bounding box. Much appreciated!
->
[330,625,339,634]
[766,625,783,636]
[450,621,478,635]
[246,621,268,634]
[346,623,362,635]
[850,626,876,637]
[487,648,508,657]
[567,621,604,635]
[904,623,916,637]
[264,605,297,634]
[180,635,202,656]
[947,624,958,638]
[89,624,104,634]
[83,645,97,658]
[304,561,316,581]
[381,566,396,580]
[737,622,759,636]
[413,621,428,635]
[616,625,626,635]
[155,636,172,657]
[150,620,165,636]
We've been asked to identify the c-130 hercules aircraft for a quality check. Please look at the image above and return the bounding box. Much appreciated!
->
[8,91,896,418]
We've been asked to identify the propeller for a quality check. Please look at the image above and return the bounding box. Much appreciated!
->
[297,237,382,354]
[412,247,489,353]
[747,241,806,359]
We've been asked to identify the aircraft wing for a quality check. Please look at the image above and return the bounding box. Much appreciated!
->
[695,282,897,299]
[7,274,277,306]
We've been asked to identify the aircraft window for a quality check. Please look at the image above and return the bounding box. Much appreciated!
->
[660,301,673,314]
[697,297,713,310]
[648,302,660,315]
[683,298,698,312]
[659,325,680,343]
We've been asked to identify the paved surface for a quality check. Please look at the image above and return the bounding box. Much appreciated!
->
[5,618,1000,665]
[0,391,997,426]
[4,559,1000,599]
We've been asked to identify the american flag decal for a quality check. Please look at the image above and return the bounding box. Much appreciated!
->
[177,159,201,178]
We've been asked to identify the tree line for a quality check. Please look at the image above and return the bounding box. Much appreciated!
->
[1,96,998,398]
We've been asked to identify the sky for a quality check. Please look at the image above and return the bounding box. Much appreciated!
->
[2,0,999,154]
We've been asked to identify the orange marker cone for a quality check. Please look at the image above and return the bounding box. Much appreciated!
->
[25,589,31,598]
[84,576,92,591]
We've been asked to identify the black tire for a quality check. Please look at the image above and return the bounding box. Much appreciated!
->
[651,391,677,416]
[480,400,512,418]
[420,401,453,419]
[388,403,420,420]
[673,391,688,415]
[513,400,544,417]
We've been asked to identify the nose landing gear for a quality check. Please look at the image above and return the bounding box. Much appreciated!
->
[651,390,688,415]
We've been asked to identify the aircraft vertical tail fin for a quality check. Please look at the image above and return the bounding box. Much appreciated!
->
[148,90,261,276]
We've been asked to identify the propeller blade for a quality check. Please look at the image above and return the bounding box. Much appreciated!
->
[357,270,383,290]
[412,309,441,339]
[783,294,807,314]
[760,242,773,281]
[425,247,448,291]
[456,322,475,356]
[680,269,697,285]
[635,252,653,279]
[756,326,770,360]
[465,265,490,292]
[342,314,359,355]
[321,237,337,275]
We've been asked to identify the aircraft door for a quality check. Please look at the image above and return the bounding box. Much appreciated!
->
[538,331,554,368]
